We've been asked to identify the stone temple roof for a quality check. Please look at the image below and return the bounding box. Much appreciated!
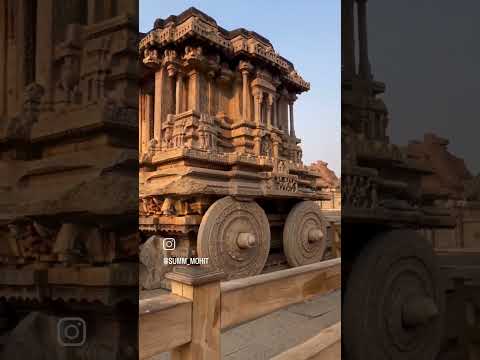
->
[153,7,276,52]
[140,7,309,92]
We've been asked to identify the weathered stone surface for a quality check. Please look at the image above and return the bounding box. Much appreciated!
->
[1,312,60,360]
[0,0,139,301]
[0,2,139,358]
[309,161,341,210]
[139,236,172,290]
[407,133,472,200]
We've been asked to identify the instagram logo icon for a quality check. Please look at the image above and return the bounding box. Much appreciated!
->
[57,317,86,347]
[163,237,176,251]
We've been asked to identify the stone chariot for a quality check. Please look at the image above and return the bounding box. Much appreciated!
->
[139,8,333,281]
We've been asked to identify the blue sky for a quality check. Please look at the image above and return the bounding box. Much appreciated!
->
[140,0,340,175]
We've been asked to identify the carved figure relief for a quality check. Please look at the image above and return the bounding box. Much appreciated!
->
[295,147,302,163]
[56,24,83,105]
[197,114,217,151]
[277,160,288,174]
[143,47,161,67]
[141,138,158,162]
[275,175,298,192]
[6,83,45,141]
[58,55,81,104]
[261,135,272,157]
[8,222,53,258]
[162,117,174,150]
[183,45,204,62]
[342,174,378,209]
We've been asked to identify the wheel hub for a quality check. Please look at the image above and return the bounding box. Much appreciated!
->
[308,228,324,243]
[197,197,270,280]
[402,295,439,328]
[236,232,257,249]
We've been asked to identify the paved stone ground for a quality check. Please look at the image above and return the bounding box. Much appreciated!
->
[152,290,340,360]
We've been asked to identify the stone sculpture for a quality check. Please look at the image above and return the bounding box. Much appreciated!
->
[139,7,334,281]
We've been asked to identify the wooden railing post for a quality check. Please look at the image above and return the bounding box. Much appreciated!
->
[166,266,225,360]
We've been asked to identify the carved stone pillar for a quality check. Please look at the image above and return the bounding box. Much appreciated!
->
[239,61,253,121]
[188,69,200,112]
[276,98,282,130]
[35,0,54,111]
[6,0,23,118]
[288,94,297,137]
[235,75,242,119]
[207,71,215,115]
[242,71,249,120]
[288,103,294,137]
[0,1,6,117]
[175,71,184,114]
[140,89,154,154]
[138,92,142,153]
[342,0,356,77]
[279,89,289,132]
[267,94,274,128]
[253,90,263,126]
[216,78,226,116]
[272,94,278,128]
[153,65,166,141]
[273,140,279,159]
[357,0,371,79]
[254,136,261,155]
[167,64,177,115]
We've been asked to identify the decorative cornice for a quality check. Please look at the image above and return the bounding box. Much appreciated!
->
[140,9,310,92]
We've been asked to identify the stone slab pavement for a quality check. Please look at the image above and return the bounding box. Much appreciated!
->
[151,289,340,360]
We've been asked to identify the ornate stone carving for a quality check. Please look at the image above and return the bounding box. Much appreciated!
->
[276,159,288,174]
[198,114,217,151]
[183,45,204,66]
[161,115,175,149]
[103,92,137,126]
[239,60,253,74]
[283,201,327,266]
[274,175,298,192]
[143,47,161,67]
[218,63,233,85]
[294,146,302,163]
[197,197,270,280]
[139,8,331,284]
[140,196,163,216]
[260,135,272,157]
[343,174,378,209]
[55,24,83,105]
[6,83,45,141]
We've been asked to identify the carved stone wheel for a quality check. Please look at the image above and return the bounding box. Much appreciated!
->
[282,201,328,267]
[343,230,445,360]
[197,196,270,280]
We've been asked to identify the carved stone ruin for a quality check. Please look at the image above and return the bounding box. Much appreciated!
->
[139,7,335,283]
[309,160,341,210]
[408,133,480,250]
[341,1,460,359]
[0,1,138,358]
